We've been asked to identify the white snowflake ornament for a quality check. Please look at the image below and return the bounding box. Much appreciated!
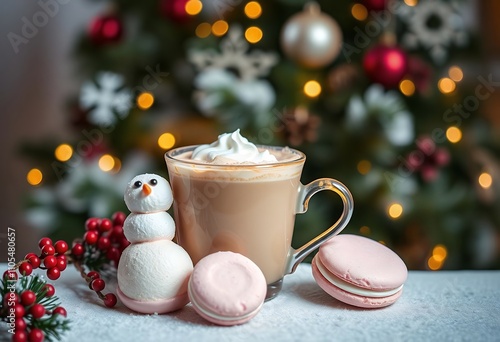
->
[80,71,133,126]
[397,0,468,64]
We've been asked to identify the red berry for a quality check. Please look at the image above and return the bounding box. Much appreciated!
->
[29,303,45,319]
[38,237,53,249]
[85,217,100,231]
[110,226,124,241]
[120,237,130,249]
[43,284,55,297]
[71,243,85,256]
[19,262,33,276]
[20,291,36,306]
[58,254,67,262]
[97,236,111,250]
[3,269,18,281]
[90,278,105,292]
[112,211,126,226]
[99,218,113,232]
[106,247,120,262]
[52,306,67,317]
[47,267,61,280]
[43,255,57,269]
[84,231,99,245]
[14,304,25,318]
[54,240,69,254]
[28,328,44,342]
[12,330,27,342]
[4,293,20,307]
[87,271,100,280]
[40,244,55,256]
[56,256,67,271]
[24,253,41,269]
[103,293,117,308]
[15,317,27,331]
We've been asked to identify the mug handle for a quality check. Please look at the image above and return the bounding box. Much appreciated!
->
[285,178,354,275]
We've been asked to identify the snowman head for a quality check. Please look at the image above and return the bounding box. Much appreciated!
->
[124,173,173,213]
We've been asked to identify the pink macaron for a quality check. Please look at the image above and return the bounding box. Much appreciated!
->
[188,251,267,326]
[312,234,408,309]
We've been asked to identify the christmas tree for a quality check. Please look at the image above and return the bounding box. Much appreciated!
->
[22,0,500,271]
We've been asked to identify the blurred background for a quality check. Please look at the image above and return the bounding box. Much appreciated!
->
[1,0,499,270]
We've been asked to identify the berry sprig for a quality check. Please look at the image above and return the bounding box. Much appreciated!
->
[0,273,69,342]
[1,212,128,341]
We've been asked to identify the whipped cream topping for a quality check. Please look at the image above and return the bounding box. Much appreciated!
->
[191,129,278,164]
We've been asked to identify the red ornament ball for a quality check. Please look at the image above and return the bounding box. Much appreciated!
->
[38,237,52,249]
[30,304,46,319]
[89,15,123,45]
[361,0,386,12]
[363,44,408,88]
[54,240,69,254]
[160,0,191,23]
[41,244,55,256]
[84,231,99,245]
[85,217,100,231]
[90,278,106,292]
[71,243,85,257]
[43,256,57,269]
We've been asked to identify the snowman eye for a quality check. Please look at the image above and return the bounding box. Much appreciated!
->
[133,181,142,188]
[149,179,158,186]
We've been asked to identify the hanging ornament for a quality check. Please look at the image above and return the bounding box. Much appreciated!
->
[88,14,123,45]
[326,63,361,93]
[280,2,343,68]
[363,44,408,89]
[80,72,132,127]
[406,56,432,94]
[282,107,321,146]
[397,0,468,64]
[361,0,386,12]
[405,136,450,182]
[160,0,191,23]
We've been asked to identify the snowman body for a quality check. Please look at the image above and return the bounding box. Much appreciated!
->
[117,174,193,314]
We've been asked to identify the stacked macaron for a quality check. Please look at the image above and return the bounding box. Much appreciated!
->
[312,234,408,308]
[188,251,267,326]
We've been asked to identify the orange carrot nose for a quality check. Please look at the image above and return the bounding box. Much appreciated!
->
[142,183,152,196]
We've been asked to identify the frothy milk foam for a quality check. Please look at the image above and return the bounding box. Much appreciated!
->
[167,130,304,284]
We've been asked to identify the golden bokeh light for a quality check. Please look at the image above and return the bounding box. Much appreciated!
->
[404,0,419,6]
[185,0,203,16]
[351,3,368,21]
[158,133,176,150]
[478,172,493,189]
[212,20,229,36]
[438,77,456,94]
[304,80,322,98]
[137,92,154,110]
[432,245,448,262]
[244,1,262,19]
[27,168,43,186]
[399,79,415,96]
[388,203,403,219]
[446,126,462,143]
[195,22,211,38]
[357,160,372,175]
[98,154,115,172]
[359,226,371,235]
[54,144,73,162]
[428,255,443,270]
[448,66,463,82]
[245,26,263,44]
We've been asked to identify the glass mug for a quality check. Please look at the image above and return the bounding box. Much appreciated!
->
[165,145,354,300]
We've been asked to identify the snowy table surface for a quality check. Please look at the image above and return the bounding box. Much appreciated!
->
[1,264,499,342]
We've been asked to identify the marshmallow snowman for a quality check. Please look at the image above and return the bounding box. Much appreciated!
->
[117,173,193,314]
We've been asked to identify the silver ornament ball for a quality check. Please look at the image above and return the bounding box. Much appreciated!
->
[280,2,343,68]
